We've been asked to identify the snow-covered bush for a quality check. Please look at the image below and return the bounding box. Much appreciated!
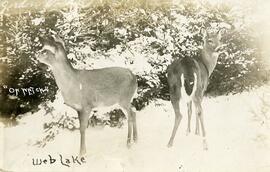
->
[0,12,58,120]
[0,0,269,127]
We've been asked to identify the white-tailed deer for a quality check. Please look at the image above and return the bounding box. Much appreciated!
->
[38,35,138,155]
[167,30,222,149]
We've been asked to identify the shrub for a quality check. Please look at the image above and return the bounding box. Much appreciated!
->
[0,1,269,127]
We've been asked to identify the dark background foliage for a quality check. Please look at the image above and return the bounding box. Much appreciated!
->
[0,0,269,127]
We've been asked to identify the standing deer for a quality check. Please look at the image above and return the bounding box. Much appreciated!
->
[167,30,222,149]
[37,35,138,155]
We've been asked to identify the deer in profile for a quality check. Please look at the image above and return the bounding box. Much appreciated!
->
[37,35,138,155]
[167,30,222,149]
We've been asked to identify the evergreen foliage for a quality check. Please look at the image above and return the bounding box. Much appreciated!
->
[0,1,268,127]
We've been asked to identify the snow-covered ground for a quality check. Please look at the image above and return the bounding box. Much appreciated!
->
[1,85,270,172]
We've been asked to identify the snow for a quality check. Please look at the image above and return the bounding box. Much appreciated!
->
[0,86,270,172]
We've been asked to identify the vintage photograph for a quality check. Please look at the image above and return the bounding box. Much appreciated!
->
[0,0,270,171]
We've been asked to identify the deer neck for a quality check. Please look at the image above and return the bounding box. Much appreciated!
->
[50,53,78,93]
[201,47,219,76]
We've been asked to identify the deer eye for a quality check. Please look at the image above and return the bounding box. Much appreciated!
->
[39,50,46,55]
[207,39,213,43]
[41,49,49,55]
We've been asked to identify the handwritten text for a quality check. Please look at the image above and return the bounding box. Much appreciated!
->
[2,85,49,96]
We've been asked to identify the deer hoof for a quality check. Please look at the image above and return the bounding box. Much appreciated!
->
[203,139,208,150]
[79,150,86,157]
[167,142,173,148]
[195,129,200,136]
[186,129,191,136]
[79,153,86,160]
[127,140,132,148]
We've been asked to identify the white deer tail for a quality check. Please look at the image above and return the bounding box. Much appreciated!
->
[180,73,197,102]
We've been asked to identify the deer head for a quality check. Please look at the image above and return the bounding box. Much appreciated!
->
[202,29,222,52]
[38,35,66,67]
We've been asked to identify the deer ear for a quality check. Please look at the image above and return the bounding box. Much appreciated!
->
[40,37,56,53]
[217,29,222,40]
[41,43,56,54]
[52,35,61,42]
[201,28,208,39]
[40,38,51,49]
[52,35,66,50]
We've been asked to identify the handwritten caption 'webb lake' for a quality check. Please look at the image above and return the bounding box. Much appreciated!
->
[2,85,49,96]
[32,154,86,167]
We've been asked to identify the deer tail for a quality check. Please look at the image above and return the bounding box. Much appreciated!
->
[180,73,197,101]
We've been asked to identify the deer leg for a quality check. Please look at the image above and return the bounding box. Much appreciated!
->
[131,109,138,143]
[121,106,133,148]
[195,112,200,135]
[168,99,182,147]
[199,106,208,150]
[186,101,192,135]
[194,99,208,150]
[78,109,90,156]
